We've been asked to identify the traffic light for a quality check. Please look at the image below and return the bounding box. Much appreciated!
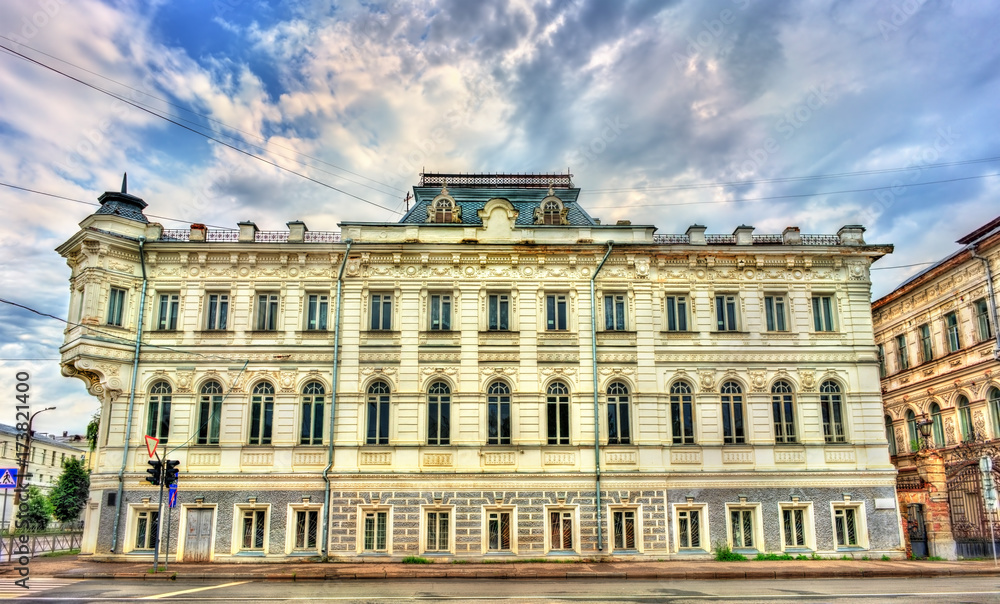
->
[145,459,162,485]
[164,460,180,485]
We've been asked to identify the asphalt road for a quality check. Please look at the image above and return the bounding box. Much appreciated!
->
[3,576,1000,603]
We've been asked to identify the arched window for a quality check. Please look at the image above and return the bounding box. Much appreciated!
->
[428,382,451,445]
[197,381,224,445]
[930,402,944,448]
[366,381,390,445]
[433,197,454,223]
[547,382,570,445]
[990,387,1000,439]
[487,382,511,445]
[885,415,896,456]
[958,395,973,441]
[721,381,745,445]
[541,199,562,225]
[906,409,918,452]
[820,381,845,443]
[670,381,695,445]
[146,381,171,443]
[607,382,630,445]
[771,381,796,444]
[249,382,275,445]
[301,382,325,445]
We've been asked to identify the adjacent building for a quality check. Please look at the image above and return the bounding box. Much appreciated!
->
[874,216,1000,559]
[58,173,901,562]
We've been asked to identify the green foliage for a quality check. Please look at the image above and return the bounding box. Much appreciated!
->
[86,412,100,452]
[881,555,891,561]
[910,440,921,453]
[451,559,470,564]
[839,555,852,560]
[713,542,747,561]
[795,554,810,560]
[17,485,53,532]
[402,556,432,564]
[754,552,794,560]
[926,556,945,561]
[810,552,821,560]
[41,548,79,557]
[861,556,870,561]
[49,456,90,523]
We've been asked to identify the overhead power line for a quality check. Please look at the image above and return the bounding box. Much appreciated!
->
[0,44,402,215]
[871,261,940,271]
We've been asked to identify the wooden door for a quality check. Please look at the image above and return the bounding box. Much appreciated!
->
[183,508,213,562]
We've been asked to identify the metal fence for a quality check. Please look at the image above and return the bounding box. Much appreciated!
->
[0,531,82,563]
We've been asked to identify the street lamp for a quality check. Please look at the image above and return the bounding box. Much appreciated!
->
[13,407,57,506]
[916,414,934,451]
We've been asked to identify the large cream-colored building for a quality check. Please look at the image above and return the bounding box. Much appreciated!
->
[58,173,901,562]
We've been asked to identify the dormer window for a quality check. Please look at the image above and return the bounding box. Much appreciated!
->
[434,197,454,223]
[426,184,461,223]
[534,187,568,225]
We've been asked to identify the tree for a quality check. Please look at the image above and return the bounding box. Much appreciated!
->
[86,411,100,452]
[49,456,90,523]
[17,485,53,532]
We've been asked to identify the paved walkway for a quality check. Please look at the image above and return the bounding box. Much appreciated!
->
[3,555,1000,581]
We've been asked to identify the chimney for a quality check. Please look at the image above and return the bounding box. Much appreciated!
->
[837,225,866,246]
[733,225,754,246]
[190,223,207,242]
[686,224,707,245]
[782,226,802,245]
[287,221,307,243]
[238,221,259,242]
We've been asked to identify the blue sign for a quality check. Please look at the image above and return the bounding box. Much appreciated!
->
[0,468,18,488]
[168,483,177,508]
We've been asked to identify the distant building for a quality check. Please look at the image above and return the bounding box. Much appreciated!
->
[0,424,87,528]
[58,173,900,562]
[873,216,1000,559]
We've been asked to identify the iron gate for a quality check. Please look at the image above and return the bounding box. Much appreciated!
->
[907,503,928,558]
[947,461,1000,558]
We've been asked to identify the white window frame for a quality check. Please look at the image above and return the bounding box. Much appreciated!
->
[764,294,788,332]
[724,502,763,552]
[156,292,180,331]
[107,286,127,327]
[370,293,393,331]
[232,504,270,555]
[777,502,815,551]
[545,293,569,331]
[255,292,280,331]
[830,501,868,550]
[543,505,580,554]
[125,504,160,554]
[946,312,961,352]
[603,293,628,331]
[428,292,453,331]
[896,334,909,371]
[608,505,643,553]
[811,294,836,332]
[664,294,689,332]
[306,293,329,331]
[671,503,709,553]
[205,292,230,330]
[420,505,455,555]
[714,293,740,331]
[357,505,392,555]
[285,503,323,555]
[976,298,992,341]
[487,292,511,331]
[481,505,518,555]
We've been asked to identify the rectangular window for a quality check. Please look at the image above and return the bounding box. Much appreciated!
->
[249,400,274,446]
[256,293,279,331]
[877,344,887,378]
[134,510,159,550]
[665,295,688,331]
[730,509,755,549]
[919,324,933,363]
[677,509,701,549]
[364,511,388,552]
[976,299,992,341]
[946,312,961,352]
[546,294,568,331]
[487,511,512,552]
[547,397,570,445]
[812,295,835,331]
[549,510,573,550]
[300,395,324,445]
[604,294,626,331]
[307,294,329,331]
[833,507,859,548]
[429,293,452,331]
[715,295,738,331]
[488,294,510,331]
[366,391,390,445]
[427,399,450,445]
[612,510,636,550]
[782,508,806,548]
[241,509,266,550]
[764,295,788,332]
[426,511,450,552]
[487,388,511,446]
[107,287,126,326]
[197,394,222,445]
[294,510,318,550]
[607,399,631,445]
[156,293,179,330]
[206,293,229,330]
[370,294,392,330]
[896,334,909,371]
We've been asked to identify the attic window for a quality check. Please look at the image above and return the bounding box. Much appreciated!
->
[434,197,454,223]
[534,191,567,226]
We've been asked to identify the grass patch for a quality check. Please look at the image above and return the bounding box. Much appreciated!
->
[41,549,80,558]
[713,543,747,562]
[402,556,432,564]
[451,560,470,564]
[754,553,794,561]
[881,555,891,561]
[926,556,945,561]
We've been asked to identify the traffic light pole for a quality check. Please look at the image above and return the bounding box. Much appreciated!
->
[164,495,172,571]
[153,454,165,574]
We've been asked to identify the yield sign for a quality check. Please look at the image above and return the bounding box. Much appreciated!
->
[145,435,159,458]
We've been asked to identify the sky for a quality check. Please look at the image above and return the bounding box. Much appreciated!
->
[0,0,998,435]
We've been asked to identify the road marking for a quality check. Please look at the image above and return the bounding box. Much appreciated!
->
[0,578,79,599]
[139,580,251,599]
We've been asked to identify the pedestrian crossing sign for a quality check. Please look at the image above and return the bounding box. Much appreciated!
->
[0,468,18,488]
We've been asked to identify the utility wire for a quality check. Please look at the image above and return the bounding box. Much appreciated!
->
[0,44,402,215]
[584,173,1000,208]
[871,261,940,271]
[0,34,406,196]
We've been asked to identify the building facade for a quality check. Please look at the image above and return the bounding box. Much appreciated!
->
[58,173,901,562]
[873,216,1000,559]
[0,424,88,528]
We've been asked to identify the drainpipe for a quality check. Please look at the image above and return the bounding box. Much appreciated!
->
[321,238,353,558]
[969,246,1000,361]
[589,241,614,552]
[111,236,147,553]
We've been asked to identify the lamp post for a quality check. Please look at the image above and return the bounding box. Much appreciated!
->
[13,407,57,506]
[916,415,934,451]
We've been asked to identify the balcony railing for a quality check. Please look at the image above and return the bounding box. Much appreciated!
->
[157,230,341,243]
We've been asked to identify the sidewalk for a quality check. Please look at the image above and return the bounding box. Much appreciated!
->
[4,555,1000,581]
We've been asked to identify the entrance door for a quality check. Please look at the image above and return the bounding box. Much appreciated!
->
[183,508,213,562]
[907,503,928,558]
